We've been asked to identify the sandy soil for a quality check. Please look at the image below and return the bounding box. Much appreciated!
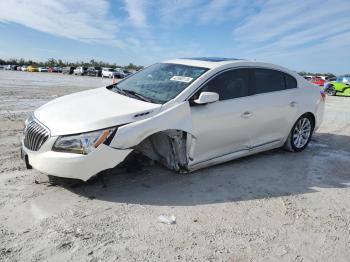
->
[0,70,350,262]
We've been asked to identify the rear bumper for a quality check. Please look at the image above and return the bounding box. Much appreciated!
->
[314,99,325,131]
[21,137,132,181]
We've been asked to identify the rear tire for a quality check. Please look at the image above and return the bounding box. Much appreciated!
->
[284,114,314,152]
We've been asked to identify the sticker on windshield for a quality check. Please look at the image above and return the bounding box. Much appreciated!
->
[170,76,193,83]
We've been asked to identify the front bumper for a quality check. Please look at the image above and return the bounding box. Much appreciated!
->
[21,136,133,181]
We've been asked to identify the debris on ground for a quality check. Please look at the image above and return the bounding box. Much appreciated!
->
[157,215,176,225]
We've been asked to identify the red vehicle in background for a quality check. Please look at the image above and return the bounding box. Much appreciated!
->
[304,76,325,87]
[311,77,325,87]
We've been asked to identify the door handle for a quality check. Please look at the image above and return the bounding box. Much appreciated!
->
[241,111,253,118]
[290,101,297,107]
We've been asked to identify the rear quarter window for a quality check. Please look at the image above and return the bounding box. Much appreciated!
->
[285,74,297,89]
[251,68,285,95]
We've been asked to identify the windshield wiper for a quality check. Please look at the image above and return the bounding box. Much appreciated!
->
[112,84,155,103]
[122,89,153,103]
[112,85,127,95]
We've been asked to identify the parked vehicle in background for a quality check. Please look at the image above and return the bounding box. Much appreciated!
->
[313,77,325,86]
[62,66,75,74]
[21,57,325,181]
[17,66,22,71]
[73,66,87,76]
[86,67,102,77]
[101,67,117,78]
[114,68,126,78]
[54,67,63,73]
[123,69,133,77]
[95,67,102,77]
[101,67,126,78]
[308,76,325,87]
[27,66,39,72]
[38,67,48,72]
[317,75,328,81]
[48,67,58,73]
[0,65,4,70]
[325,76,350,96]
[21,66,27,71]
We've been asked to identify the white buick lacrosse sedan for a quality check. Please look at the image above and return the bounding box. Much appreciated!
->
[21,58,325,181]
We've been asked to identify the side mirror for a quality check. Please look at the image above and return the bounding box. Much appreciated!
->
[194,92,219,104]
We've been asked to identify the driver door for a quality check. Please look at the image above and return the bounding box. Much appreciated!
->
[189,68,253,165]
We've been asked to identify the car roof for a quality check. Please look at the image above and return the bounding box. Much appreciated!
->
[165,57,246,69]
[182,57,244,62]
[165,57,288,70]
[164,57,300,80]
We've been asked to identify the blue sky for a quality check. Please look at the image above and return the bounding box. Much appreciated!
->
[0,0,349,73]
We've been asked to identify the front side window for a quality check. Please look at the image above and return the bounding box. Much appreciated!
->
[112,63,208,104]
[200,69,250,101]
[251,68,285,95]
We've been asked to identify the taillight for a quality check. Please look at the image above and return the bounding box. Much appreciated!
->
[320,91,326,101]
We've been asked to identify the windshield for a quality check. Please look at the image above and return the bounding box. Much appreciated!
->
[111,63,208,104]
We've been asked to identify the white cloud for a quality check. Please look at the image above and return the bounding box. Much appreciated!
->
[232,0,350,52]
[159,0,202,25]
[123,0,148,28]
[230,0,350,73]
[0,0,121,46]
[158,0,261,26]
[198,0,262,25]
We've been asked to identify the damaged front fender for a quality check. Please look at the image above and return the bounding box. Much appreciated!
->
[111,102,194,149]
[110,102,196,171]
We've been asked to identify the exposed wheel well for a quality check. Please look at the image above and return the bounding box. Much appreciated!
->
[127,129,189,172]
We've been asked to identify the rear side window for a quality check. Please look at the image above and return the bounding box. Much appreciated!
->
[285,73,297,89]
[251,68,285,95]
[201,69,250,100]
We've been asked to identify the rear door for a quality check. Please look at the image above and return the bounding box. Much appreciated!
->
[247,68,299,149]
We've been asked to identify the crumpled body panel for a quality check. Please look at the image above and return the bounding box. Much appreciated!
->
[110,102,195,171]
[111,102,194,149]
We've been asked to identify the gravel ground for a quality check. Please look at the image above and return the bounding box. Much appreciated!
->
[0,70,350,262]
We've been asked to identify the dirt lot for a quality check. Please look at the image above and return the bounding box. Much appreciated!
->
[0,70,350,261]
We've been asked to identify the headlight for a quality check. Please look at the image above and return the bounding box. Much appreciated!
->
[25,113,34,126]
[52,127,116,155]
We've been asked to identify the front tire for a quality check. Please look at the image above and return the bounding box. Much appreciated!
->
[284,114,314,152]
[325,85,336,96]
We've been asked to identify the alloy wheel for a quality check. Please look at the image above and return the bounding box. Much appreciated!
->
[326,86,336,96]
[292,117,312,148]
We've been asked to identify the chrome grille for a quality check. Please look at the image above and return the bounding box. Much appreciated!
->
[23,119,50,151]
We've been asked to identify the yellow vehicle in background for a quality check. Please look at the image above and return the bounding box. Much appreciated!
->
[27,65,39,72]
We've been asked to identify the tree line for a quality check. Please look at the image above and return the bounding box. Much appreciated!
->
[298,71,336,77]
[0,58,144,70]
[298,72,350,77]
[1,58,349,76]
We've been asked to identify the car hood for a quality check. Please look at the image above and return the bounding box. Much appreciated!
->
[34,87,162,136]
